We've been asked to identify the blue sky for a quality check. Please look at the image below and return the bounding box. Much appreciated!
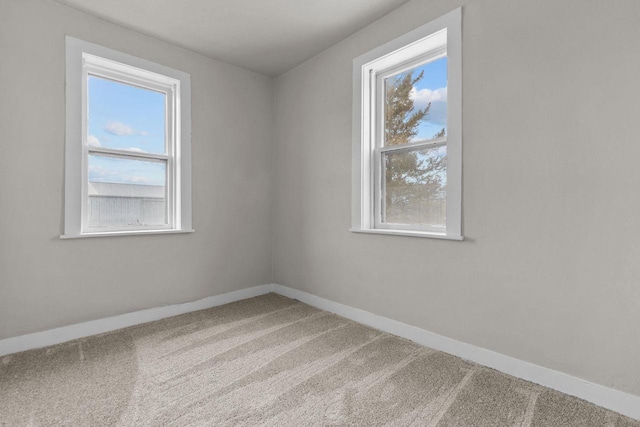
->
[413,57,448,186]
[391,56,448,141]
[385,56,448,192]
[87,75,166,186]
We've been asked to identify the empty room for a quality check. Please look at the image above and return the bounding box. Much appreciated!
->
[1,0,639,425]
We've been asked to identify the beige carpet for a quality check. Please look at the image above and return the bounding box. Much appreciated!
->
[1,294,638,426]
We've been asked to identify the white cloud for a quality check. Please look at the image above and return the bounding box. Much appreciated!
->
[105,121,136,136]
[409,86,448,129]
[87,135,101,147]
[410,86,448,110]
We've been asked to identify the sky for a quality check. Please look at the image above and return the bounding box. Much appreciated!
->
[87,75,167,186]
[385,56,448,194]
[390,55,448,141]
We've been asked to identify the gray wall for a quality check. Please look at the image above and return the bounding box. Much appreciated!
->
[272,0,640,397]
[0,0,274,339]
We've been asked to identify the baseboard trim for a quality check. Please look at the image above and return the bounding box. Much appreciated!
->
[1,283,638,420]
[270,284,640,421]
[0,284,272,357]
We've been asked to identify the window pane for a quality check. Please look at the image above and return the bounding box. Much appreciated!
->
[87,75,166,154]
[87,155,167,227]
[384,56,447,146]
[382,145,446,228]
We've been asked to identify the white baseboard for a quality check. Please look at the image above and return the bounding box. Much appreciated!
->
[0,284,272,357]
[271,284,640,421]
[1,282,638,420]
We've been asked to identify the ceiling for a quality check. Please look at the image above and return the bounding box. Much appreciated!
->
[54,0,410,77]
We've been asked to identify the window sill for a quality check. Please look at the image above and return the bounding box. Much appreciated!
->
[350,228,463,241]
[60,229,195,239]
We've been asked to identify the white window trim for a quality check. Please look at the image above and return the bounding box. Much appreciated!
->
[63,37,193,238]
[351,8,462,241]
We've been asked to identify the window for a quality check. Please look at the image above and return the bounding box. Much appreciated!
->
[352,9,462,240]
[63,37,192,238]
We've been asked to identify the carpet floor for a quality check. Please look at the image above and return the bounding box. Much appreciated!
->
[1,293,638,426]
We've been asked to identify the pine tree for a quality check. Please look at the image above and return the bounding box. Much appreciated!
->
[384,70,446,223]
[385,71,429,146]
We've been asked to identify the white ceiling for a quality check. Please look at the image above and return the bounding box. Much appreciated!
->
[54,0,410,77]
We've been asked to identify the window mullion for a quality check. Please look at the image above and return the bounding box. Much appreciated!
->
[87,147,169,161]
[372,69,385,228]
[379,139,446,154]
[165,86,176,228]
[373,147,383,227]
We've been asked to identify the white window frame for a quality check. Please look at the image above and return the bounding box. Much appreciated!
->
[351,8,462,240]
[62,37,193,238]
